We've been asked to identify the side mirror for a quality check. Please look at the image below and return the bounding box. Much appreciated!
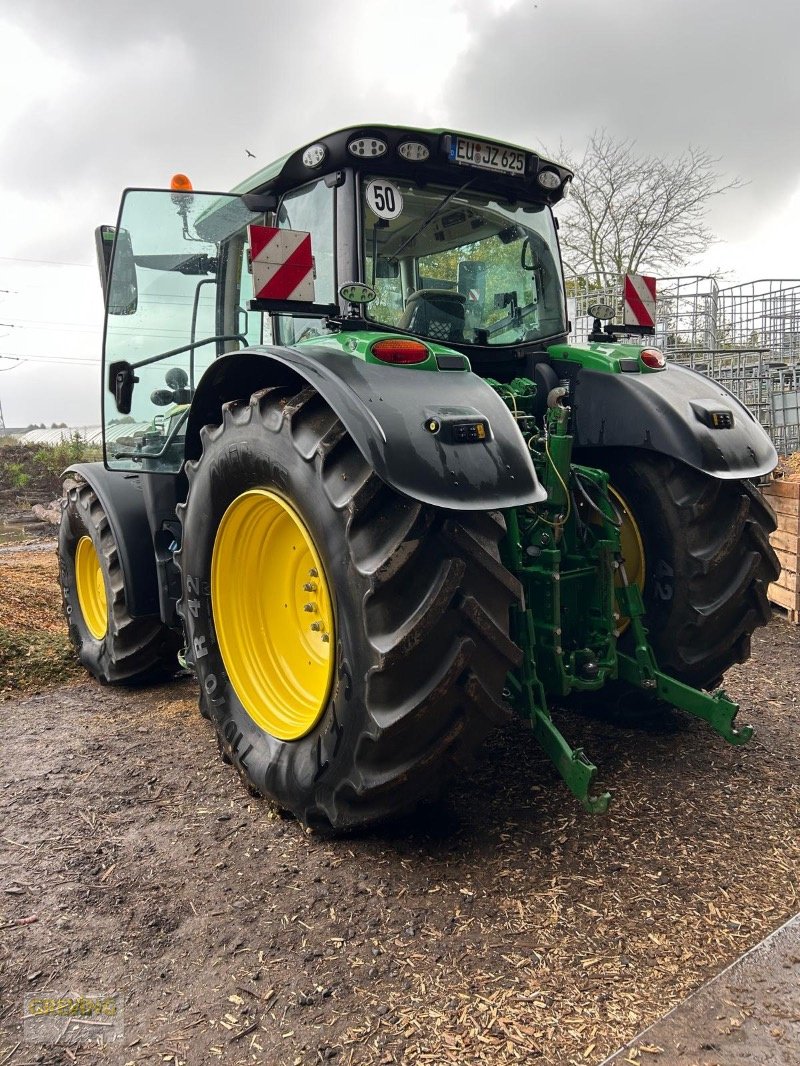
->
[108,360,138,415]
[165,367,188,390]
[95,225,138,315]
[95,225,114,291]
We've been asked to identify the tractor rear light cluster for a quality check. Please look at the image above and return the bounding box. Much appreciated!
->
[371,339,430,365]
[640,348,666,370]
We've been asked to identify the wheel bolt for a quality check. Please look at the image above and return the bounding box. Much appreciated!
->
[303,603,317,613]
[310,621,322,632]
[308,568,319,578]
[303,582,317,592]
[321,634,330,643]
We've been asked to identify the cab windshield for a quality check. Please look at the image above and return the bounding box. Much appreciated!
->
[361,176,566,347]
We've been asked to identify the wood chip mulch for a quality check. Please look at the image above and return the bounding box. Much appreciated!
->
[0,552,798,1065]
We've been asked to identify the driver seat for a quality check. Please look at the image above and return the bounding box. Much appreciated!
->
[398,289,466,342]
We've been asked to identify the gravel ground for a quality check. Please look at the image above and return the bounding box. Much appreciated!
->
[0,549,799,1065]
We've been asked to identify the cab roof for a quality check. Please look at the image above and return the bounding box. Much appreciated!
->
[231,124,573,205]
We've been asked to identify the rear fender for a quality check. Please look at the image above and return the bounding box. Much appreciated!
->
[64,462,159,617]
[186,346,546,510]
[569,364,777,479]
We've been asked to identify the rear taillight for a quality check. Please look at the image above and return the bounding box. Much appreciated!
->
[640,348,666,370]
[371,339,430,365]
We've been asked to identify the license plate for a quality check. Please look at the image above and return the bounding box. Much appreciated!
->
[449,136,526,177]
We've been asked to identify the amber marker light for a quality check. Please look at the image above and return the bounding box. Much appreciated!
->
[170,173,193,192]
[371,339,430,365]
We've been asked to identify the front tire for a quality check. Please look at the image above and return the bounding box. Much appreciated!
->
[176,384,522,831]
[59,481,179,683]
[582,450,779,689]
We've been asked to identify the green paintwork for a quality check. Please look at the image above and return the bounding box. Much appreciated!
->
[296,329,470,372]
[547,341,662,374]
[492,375,752,814]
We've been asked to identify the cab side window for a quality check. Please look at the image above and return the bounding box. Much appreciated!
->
[273,179,336,344]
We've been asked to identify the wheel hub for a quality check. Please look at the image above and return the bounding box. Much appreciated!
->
[211,489,335,741]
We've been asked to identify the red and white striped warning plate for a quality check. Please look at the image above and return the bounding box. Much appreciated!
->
[623,273,656,329]
[248,225,315,302]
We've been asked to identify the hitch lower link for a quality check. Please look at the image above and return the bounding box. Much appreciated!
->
[614,575,752,747]
[509,564,752,815]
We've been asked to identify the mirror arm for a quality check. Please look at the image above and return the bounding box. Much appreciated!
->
[108,333,248,414]
[124,334,248,374]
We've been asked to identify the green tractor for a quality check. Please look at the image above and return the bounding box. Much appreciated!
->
[59,126,779,829]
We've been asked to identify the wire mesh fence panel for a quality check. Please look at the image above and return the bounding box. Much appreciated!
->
[771,373,800,454]
[567,273,800,452]
[655,275,720,352]
[718,281,800,362]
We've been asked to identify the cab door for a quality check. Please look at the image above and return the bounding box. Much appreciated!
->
[100,189,264,472]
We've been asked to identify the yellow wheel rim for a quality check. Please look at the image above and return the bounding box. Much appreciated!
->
[211,489,335,741]
[609,486,646,633]
[611,486,645,590]
[75,535,108,640]
[582,485,646,633]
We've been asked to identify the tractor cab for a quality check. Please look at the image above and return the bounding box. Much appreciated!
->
[232,126,572,354]
[97,126,573,473]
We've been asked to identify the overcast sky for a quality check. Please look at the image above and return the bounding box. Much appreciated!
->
[1,0,798,426]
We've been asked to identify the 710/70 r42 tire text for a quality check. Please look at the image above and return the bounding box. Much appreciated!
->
[176,384,522,831]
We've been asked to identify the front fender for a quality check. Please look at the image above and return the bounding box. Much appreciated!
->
[65,463,159,617]
[186,346,546,510]
[570,363,777,479]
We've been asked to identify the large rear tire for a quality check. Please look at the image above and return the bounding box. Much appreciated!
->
[581,450,779,689]
[176,384,521,831]
[59,481,180,683]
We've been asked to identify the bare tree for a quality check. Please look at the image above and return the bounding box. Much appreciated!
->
[550,131,741,286]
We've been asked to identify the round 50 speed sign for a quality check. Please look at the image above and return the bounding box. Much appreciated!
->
[365,179,403,220]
